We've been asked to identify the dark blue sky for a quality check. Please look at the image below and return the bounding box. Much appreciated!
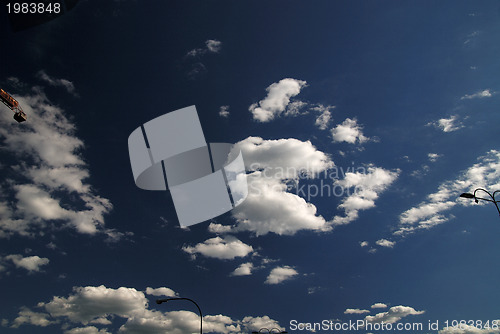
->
[1,1,500,333]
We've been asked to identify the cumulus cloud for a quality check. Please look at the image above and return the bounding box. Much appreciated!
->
[219,105,230,118]
[332,166,400,225]
[428,153,441,162]
[364,306,424,324]
[182,236,254,260]
[427,115,464,132]
[395,150,500,237]
[375,239,395,248]
[331,118,369,144]
[265,266,298,284]
[461,89,493,100]
[360,241,369,247]
[0,86,116,239]
[344,308,369,314]
[145,287,178,297]
[228,136,334,236]
[4,254,49,273]
[11,285,282,333]
[36,70,77,96]
[230,262,254,276]
[249,78,307,122]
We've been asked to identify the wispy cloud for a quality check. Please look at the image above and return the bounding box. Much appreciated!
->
[36,70,78,97]
[186,39,222,57]
[311,104,334,130]
[461,89,493,100]
[395,150,500,237]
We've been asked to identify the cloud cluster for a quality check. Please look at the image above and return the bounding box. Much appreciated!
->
[8,285,282,333]
[249,78,307,122]
[396,150,500,237]
[0,83,117,239]
[364,306,424,324]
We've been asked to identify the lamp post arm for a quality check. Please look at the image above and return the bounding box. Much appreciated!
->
[473,188,500,216]
[156,297,202,334]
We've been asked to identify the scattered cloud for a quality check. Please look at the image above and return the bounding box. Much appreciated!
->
[360,241,369,247]
[461,89,492,100]
[427,115,464,132]
[265,265,298,284]
[344,308,370,314]
[332,166,400,225]
[395,150,500,237]
[9,285,282,333]
[182,236,254,260]
[219,105,230,118]
[331,118,369,144]
[249,78,307,122]
[284,100,308,117]
[0,85,118,240]
[364,305,424,324]
[36,70,78,96]
[375,239,395,248]
[229,136,334,236]
[230,262,254,276]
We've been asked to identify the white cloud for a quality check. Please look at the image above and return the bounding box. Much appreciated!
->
[344,308,369,314]
[249,78,307,122]
[311,104,334,130]
[332,166,400,225]
[182,236,254,260]
[360,241,369,247]
[4,254,49,273]
[0,86,116,239]
[428,153,441,162]
[208,223,233,234]
[375,239,395,248]
[37,70,78,96]
[364,306,425,324]
[331,118,369,144]
[145,287,178,297]
[371,303,388,309]
[206,39,222,53]
[229,136,334,236]
[219,105,230,118]
[395,150,500,237]
[230,262,254,276]
[12,285,282,333]
[428,115,464,132]
[461,89,492,100]
[265,266,298,284]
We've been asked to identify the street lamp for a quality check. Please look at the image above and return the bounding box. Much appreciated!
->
[460,188,500,216]
[156,297,202,334]
[252,328,287,334]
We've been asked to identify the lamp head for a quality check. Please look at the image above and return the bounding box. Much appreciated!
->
[460,193,475,199]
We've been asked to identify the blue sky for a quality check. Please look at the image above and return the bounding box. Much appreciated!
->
[1,1,500,333]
